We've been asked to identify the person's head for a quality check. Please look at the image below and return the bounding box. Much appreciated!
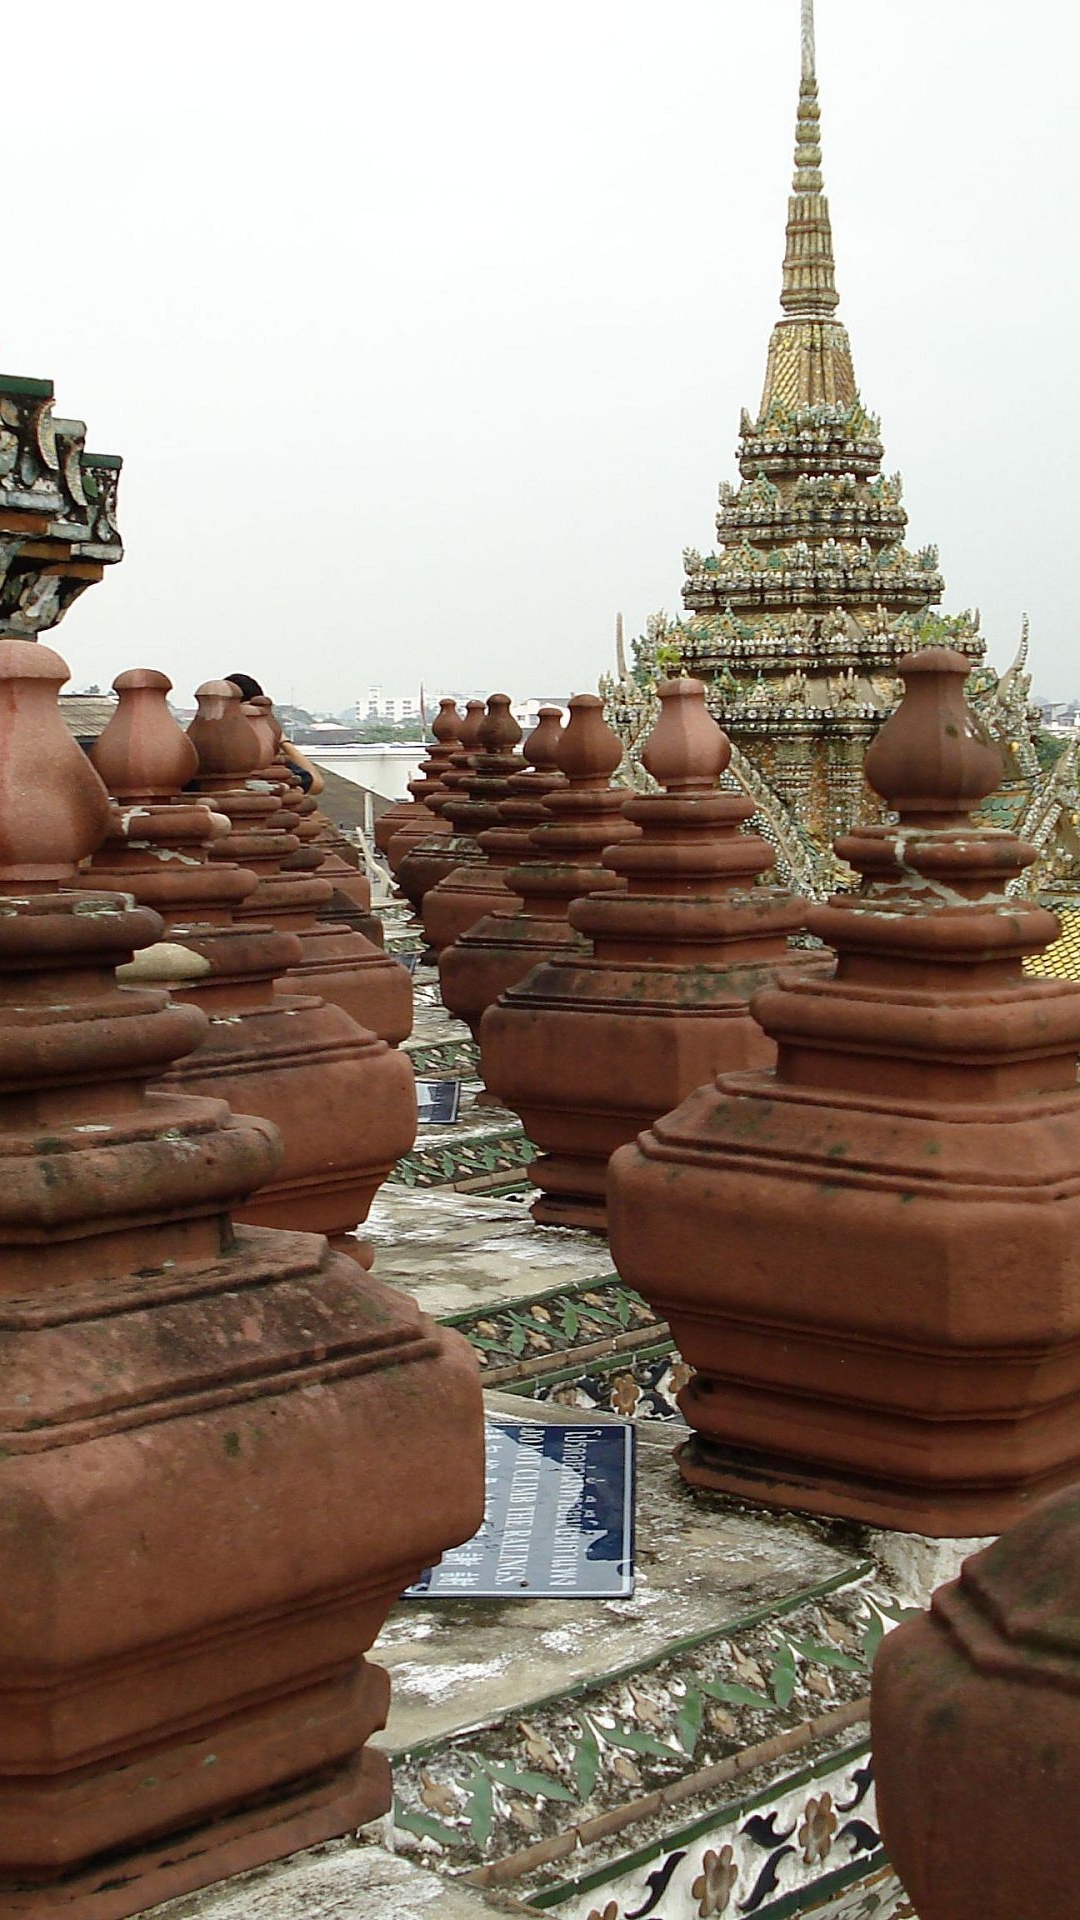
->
[225,672,264,702]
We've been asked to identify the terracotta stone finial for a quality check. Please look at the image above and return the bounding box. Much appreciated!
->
[641,678,730,791]
[459,698,486,749]
[525,705,564,772]
[79,667,414,1260]
[863,648,1002,826]
[0,637,112,885]
[394,697,498,914]
[91,668,199,799]
[0,818,483,1904]
[187,679,262,778]
[189,695,415,1057]
[241,693,279,769]
[479,692,523,755]
[557,692,624,785]
[437,707,568,1032]
[421,694,528,957]
[380,700,464,864]
[442,693,634,1043]
[874,1486,1080,1918]
[433,695,462,742]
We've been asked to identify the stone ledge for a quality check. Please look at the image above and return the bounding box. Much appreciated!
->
[142,1837,539,1919]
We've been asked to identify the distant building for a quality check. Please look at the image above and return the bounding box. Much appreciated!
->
[358,688,419,725]
[353,689,567,735]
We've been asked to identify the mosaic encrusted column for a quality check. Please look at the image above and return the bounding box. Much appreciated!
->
[609,649,1080,1534]
[0,637,485,1919]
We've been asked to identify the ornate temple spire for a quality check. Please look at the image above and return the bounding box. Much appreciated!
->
[638,0,969,891]
[758,0,854,413]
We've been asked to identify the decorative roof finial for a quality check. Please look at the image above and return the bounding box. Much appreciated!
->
[616,611,627,682]
[780,0,839,317]
[801,0,816,80]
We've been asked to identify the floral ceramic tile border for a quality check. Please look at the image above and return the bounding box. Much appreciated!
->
[553,1747,887,1919]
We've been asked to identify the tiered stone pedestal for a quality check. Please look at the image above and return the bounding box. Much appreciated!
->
[0,638,485,1920]
[422,694,524,957]
[608,649,1080,1535]
[80,670,415,1262]
[438,705,565,1034]
[874,1489,1080,1920]
[447,695,638,1050]
[394,699,485,908]
[190,681,414,1045]
[480,679,810,1229]
[377,696,462,859]
[242,695,383,941]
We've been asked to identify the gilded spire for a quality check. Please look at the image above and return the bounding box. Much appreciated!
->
[781,0,838,317]
[755,0,855,416]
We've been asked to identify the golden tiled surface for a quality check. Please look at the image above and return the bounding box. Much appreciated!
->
[1024,909,1080,981]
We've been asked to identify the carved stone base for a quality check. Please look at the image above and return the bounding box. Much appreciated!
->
[0,1744,390,1920]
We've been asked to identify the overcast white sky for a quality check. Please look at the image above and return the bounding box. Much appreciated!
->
[11,0,1078,711]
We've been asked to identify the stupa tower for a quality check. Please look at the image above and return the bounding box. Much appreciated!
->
[622,0,984,882]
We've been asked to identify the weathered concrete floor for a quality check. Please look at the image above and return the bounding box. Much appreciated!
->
[143,1838,536,1918]
[366,1186,615,1320]
[375,1394,865,1754]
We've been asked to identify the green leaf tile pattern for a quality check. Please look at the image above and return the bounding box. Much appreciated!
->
[443,1278,664,1385]
[391,1583,912,1880]
[390,1123,536,1189]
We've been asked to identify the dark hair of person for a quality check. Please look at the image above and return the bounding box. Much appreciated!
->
[225,672,264,701]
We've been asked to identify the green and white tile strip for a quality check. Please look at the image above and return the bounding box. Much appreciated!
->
[390,1570,917,1920]
[440,1276,666,1387]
